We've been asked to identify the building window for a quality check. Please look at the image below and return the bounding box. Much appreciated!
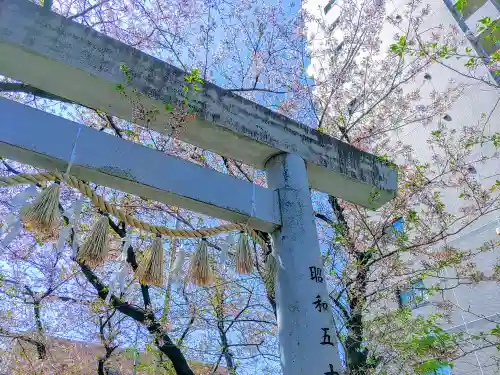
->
[334,41,345,54]
[324,0,336,14]
[392,217,404,232]
[382,216,404,237]
[329,17,341,32]
[398,280,428,309]
[347,97,360,115]
[425,364,452,375]
[347,98,356,115]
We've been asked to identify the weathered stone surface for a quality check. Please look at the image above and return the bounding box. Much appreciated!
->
[0,98,281,232]
[266,153,342,375]
[0,0,397,208]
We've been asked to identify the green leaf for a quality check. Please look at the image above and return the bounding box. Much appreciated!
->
[478,16,492,27]
[455,0,467,15]
[407,209,419,223]
[376,153,397,169]
[465,57,476,67]
[368,189,381,204]
[165,103,173,113]
[389,34,408,57]
[431,130,441,137]
[119,63,132,83]
[491,133,500,147]
[491,324,500,336]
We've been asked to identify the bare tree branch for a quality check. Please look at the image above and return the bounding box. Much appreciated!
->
[0,83,75,104]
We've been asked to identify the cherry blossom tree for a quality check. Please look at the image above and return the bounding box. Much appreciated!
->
[1,0,500,375]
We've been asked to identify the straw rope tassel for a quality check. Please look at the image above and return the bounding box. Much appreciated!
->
[189,240,212,285]
[20,182,61,240]
[77,214,110,267]
[135,234,164,286]
[264,251,278,293]
[235,232,253,274]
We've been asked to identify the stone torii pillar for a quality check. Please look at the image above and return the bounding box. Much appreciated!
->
[267,153,343,374]
[0,2,398,374]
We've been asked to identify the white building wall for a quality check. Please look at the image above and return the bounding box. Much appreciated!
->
[305,0,500,373]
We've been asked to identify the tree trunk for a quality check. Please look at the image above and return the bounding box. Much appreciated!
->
[98,359,106,375]
[33,299,47,360]
[345,252,371,375]
[147,320,195,375]
[217,323,236,373]
[79,262,195,375]
[328,195,373,374]
[345,312,369,374]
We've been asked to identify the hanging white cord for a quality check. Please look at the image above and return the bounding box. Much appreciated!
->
[233,168,258,266]
[10,185,38,208]
[0,188,36,249]
[1,125,83,251]
[169,218,185,287]
[219,170,257,266]
[1,119,82,250]
[1,173,39,248]
[106,233,132,304]
[1,221,22,248]
[0,214,18,236]
[64,125,83,182]
[174,217,182,249]
[56,124,84,255]
[238,168,258,238]
[250,169,257,220]
[220,232,233,266]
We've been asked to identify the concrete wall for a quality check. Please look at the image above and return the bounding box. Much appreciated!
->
[414,219,500,374]
[305,0,500,373]
[391,0,500,369]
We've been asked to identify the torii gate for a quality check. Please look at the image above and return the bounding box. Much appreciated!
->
[0,1,397,374]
